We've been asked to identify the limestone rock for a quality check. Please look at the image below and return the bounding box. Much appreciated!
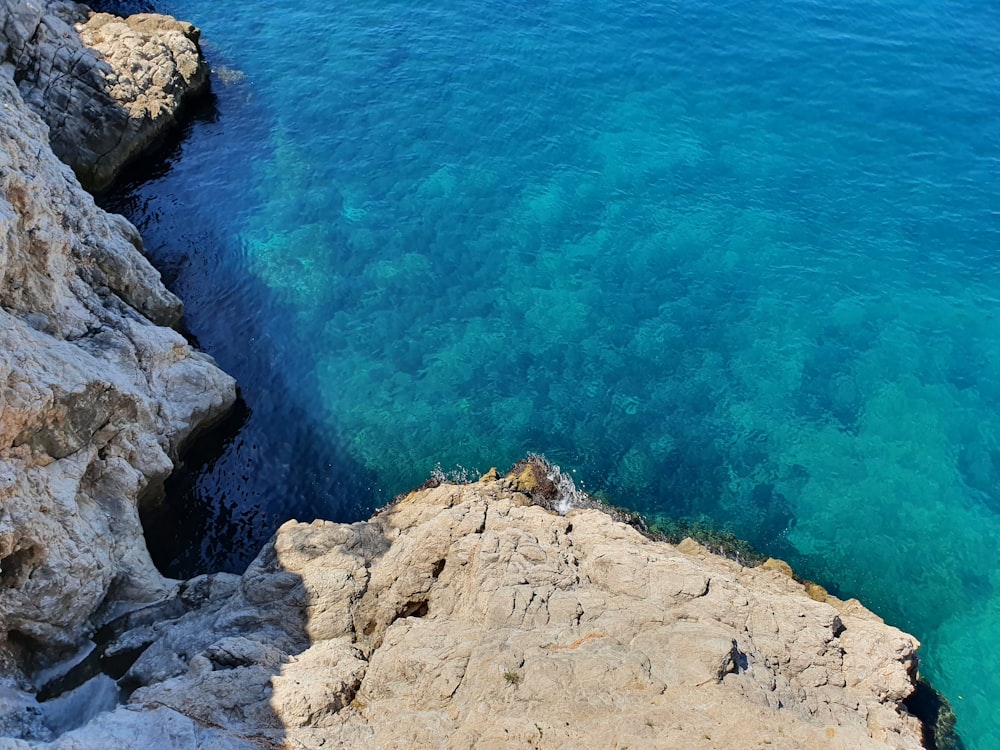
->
[2,0,209,191]
[0,36,235,669]
[27,477,927,749]
[3,705,260,750]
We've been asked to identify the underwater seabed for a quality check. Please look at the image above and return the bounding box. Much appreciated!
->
[235,134,1000,746]
[110,0,1000,745]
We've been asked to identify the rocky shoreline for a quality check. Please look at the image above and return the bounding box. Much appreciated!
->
[1,0,234,724]
[0,1,948,747]
[5,460,935,749]
[3,0,209,191]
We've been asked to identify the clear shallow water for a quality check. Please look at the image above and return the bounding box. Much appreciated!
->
[102,0,999,744]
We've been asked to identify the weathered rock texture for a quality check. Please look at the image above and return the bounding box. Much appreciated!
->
[13,471,928,749]
[0,14,234,675]
[1,0,209,191]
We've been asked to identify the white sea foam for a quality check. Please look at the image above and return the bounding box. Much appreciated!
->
[541,459,588,515]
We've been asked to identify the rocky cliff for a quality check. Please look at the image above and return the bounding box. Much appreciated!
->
[8,463,928,749]
[1,0,234,687]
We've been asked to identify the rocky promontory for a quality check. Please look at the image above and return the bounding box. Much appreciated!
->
[0,1,940,747]
[8,463,929,749]
[2,0,209,191]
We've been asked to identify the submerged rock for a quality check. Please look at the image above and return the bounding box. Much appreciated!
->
[12,472,928,749]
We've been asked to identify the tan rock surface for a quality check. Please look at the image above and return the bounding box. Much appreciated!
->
[2,0,208,190]
[20,474,927,749]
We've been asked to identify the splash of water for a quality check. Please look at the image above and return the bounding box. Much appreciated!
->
[541,459,588,515]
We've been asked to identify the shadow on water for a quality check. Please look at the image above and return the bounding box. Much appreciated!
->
[139,393,253,577]
[98,70,382,578]
[88,0,158,13]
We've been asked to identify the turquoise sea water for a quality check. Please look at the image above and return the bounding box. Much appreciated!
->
[101,0,999,744]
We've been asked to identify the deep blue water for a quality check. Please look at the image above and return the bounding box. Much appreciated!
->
[102,0,999,745]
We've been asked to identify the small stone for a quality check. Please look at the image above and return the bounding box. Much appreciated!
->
[514,465,538,492]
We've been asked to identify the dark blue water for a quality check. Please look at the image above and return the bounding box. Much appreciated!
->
[104,0,1000,744]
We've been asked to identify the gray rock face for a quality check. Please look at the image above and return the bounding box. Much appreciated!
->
[18,476,927,749]
[2,0,208,191]
[0,21,235,675]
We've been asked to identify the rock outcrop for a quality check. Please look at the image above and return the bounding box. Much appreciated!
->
[10,467,928,749]
[2,0,209,191]
[0,0,234,683]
